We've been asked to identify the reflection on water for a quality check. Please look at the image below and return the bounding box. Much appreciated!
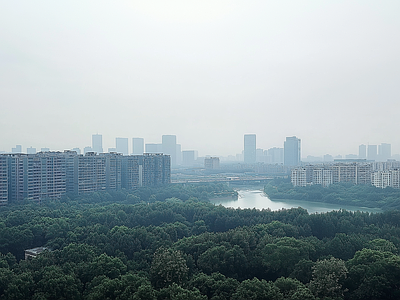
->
[209,189,382,214]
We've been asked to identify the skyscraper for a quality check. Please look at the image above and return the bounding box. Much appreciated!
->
[12,145,22,153]
[244,134,256,163]
[359,144,367,159]
[92,134,103,154]
[116,137,129,155]
[145,143,162,153]
[284,136,301,166]
[132,138,144,155]
[379,143,391,161]
[162,135,177,166]
[367,145,377,161]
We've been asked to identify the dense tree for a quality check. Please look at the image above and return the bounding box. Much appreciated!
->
[1,183,400,299]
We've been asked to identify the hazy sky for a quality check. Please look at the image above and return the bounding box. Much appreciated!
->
[1,0,400,157]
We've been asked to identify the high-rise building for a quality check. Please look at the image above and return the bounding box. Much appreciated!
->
[1,151,172,203]
[92,134,103,154]
[74,152,106,194]
[284,136,301,166]
[367,145,377,161]
[176,144,182,166]
[162,135,177,166]
[36,152,66,201]
[116,137,129,155]
[204,157,220,170]
[122,155,141,189]
[145,143,162,153]
[244,134,256,164]
[182,150,196,167]
[132,138,144,155]
[0,156,8,205]
[142,153,171,186]
[12,145,22,153]
[378,143,391,162]
[267,147,284,164]
[359,144,366,159]
[84,146,93,154]
[100,153,122,190]
[27,147,36,154]
[6,154,26,202]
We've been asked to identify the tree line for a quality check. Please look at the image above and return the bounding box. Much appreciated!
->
[264,178,400,210]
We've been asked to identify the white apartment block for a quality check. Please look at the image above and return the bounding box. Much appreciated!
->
[371,171,391,189]
[312,168,333,187]
[291,168,308,187]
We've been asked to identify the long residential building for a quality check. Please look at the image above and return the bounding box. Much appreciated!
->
[0,152,171,204]
[291,162,373,187]
[291,161,400,189]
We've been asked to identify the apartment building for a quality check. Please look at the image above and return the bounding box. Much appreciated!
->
[122,155,141,190]
[142,153,171,187]
[0,151,171,203]
[291,162,373,187]
[0,156,8,205]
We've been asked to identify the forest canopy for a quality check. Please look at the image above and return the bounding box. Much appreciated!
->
[1,183,400,300]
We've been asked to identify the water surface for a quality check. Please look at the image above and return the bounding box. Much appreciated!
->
[210,189,382,214]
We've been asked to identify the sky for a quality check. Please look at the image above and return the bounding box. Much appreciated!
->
[1,0,400,158]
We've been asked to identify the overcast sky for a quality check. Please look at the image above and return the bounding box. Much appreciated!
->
[1,0,400,157]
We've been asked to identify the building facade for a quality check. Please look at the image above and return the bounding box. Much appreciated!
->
[116,138,129,156]
[204,157,220,170]
[92,134,103,154]
[0,155,8,205]
[284,136,301,166]
[132,138,144,155]
[244,134,256,164]
[1,151,171,203]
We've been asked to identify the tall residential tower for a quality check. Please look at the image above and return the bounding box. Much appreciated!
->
[284,136,301,166]
[244,134,256,163]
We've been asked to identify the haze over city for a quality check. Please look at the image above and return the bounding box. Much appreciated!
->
[1,1,400,157]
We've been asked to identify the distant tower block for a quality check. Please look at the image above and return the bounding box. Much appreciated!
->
[284,136,301,166]
[132,138,144,155]
[116,137,129,155]
[92,134,103,154]
[244,134,256,164]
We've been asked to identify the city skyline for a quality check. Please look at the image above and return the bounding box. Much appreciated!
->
[2,133,398,163]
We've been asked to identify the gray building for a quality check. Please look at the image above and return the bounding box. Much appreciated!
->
[378,143,391,161]
[182,150,196,167]
[367,145,377,161]
[1,151,171,203]
[12,145,22,153]
[0,156,8,205]
[122,155,141,190]
[27,147,36,154]
[267,147,284,164]
[116,137,129,155]
[359,144,366,159]
[145,143,162,153]
[142,153,171,187]
[100,153,122,190]
[132,138,144,155]
[244,134,256,164]
[162,135,177,167]
[204,157,220,170]
[284,136,301,166]
[92,134,103,154]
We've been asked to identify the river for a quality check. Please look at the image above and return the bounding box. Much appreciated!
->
[209,189,382,214]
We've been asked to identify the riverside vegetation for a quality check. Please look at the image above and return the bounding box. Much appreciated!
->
[1,183,400,299]
[264,178,400,211]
